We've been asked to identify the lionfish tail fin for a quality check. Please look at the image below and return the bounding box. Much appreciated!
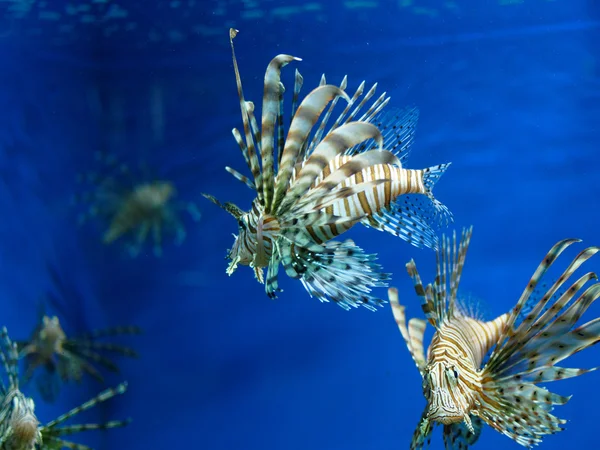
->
[388,288,427,373]
[478,240,600,447]
[280,239,389,311]
[422,163,453,225]
[364,165,453,251]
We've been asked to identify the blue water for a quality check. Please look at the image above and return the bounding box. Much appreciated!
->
[1,0,599,449]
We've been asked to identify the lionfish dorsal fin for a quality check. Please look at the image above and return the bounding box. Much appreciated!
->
[272,85,349,214]
[389,288,427,374]
[403,227,473,329]
[229,29,264,205]
[443,227,473,319]
[261,53,301,213]
[284,122,383,212]
[406,260,439,328]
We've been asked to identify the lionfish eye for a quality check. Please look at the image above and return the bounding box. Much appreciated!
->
[452,367,459,379]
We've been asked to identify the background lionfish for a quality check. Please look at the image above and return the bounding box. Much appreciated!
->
[17,314,140,403]
[0,327,129,450]
[73,151,201,257]
[203,29,452,310]
[389,227,600,449]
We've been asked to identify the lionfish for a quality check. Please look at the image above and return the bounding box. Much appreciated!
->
[389,227,600,449]
[0,327,130,449]
[203,29,452,310]
[17,315,140,402]
[74,151,201,257]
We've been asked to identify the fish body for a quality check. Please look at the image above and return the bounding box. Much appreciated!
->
[74,153,201,257]
[0,327,130,450]
[17,315,141,403]
[390,227,600,448]
[204,29,452,310]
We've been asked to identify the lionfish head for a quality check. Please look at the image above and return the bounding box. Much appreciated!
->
[38,315,67,355]
[202,194,254,274]
[133,181,177,209]
[2,390,41,448]
[423,361,474,429]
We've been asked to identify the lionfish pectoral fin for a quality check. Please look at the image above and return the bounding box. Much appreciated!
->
[226,256,241,275]
[253,266,265,284]
[462,414,474,434]
[410,408,434,450]
[442,416,483,450]
[280,239,388,311]
[265,253,283,299]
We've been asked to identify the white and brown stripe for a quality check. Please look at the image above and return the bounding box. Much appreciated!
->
[206,29,451,309]
[392,228,600,449]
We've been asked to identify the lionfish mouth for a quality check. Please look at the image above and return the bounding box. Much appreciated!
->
[13,416,40,443]
[428,409,463,425]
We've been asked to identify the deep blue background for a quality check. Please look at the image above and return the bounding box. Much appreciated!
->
[0,0,599,449]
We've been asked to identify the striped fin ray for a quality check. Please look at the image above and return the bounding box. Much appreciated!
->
[229,29,263,203]
[291,81,382,179]
[304,76,349,159]
[272,85,350,214]
[289,69,304,128]
[225,166,255,190]
[230,128,254,185]
[276,82,285,168]
[261,54,301,212]
[324,80,366,138]
[357,91,390,124]
[344,82,379,124]
[446,228,472,319]
[476,240,600,447]
[279,239,389,311]
[0,327,19,392]
[346,107,419,164]
[42,382,130,449]
[442,417,483,450]
[389,288,427,373]
[279,122,384,215]
[405,227,473,328]
[406,260,438,327]
[498,272,599,375]
[44,383,128,429]
[484,238,587,374]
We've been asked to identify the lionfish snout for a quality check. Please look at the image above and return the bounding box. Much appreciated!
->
[8,393,41,447]
[133,181,176,209]
[38,315,67,356]
[427,387,464,424]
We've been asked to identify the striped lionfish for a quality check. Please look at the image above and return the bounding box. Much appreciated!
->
[203,29,452,310]
[0,327,130,450]
[74,151,201,257]
[17,315,141,403]
[389,227,600,449]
